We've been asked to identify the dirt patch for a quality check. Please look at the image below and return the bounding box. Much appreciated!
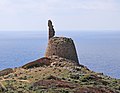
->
[32,79,77,89]
[75,87,117,93]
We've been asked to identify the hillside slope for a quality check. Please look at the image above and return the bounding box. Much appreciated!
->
[0,56,120,93]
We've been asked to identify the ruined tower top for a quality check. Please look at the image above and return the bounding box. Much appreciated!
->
[48,20,55,39]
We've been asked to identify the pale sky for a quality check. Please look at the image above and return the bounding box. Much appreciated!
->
[0,0,120,31]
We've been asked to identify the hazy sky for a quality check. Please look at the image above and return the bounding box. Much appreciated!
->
[0,0,120,31]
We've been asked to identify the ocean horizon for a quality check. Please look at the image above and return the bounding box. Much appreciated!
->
[0,31,120,79]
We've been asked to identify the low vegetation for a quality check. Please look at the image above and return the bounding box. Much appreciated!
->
[0,56,120,93]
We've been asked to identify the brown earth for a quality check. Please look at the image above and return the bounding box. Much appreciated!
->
[22,57,51,69]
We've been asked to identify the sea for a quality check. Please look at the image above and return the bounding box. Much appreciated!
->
[0,31,120,79]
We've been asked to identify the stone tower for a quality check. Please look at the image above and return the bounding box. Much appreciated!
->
[45,20,79,64]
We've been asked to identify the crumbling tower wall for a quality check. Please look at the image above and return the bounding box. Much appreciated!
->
[48,20,55,39]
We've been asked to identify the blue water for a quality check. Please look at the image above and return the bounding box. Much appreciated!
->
[0,31,120,79]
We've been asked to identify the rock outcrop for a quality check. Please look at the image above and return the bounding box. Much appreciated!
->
[22,57,51,69]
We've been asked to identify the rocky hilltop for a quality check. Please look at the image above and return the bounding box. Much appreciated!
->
[0,20,120,93]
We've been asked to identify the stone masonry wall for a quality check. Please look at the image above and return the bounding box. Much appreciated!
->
[45,37,79,64]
